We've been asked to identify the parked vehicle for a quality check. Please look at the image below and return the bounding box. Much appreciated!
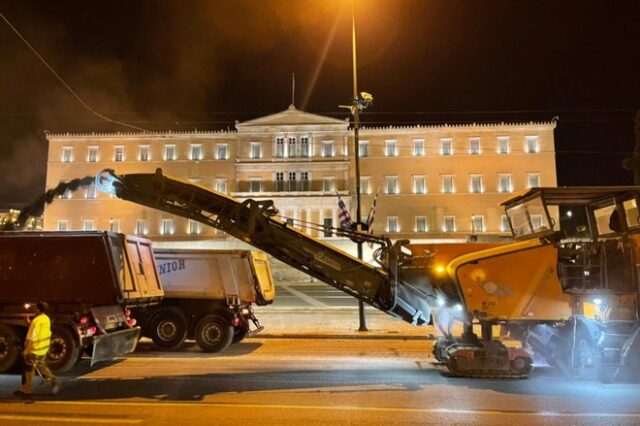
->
[133,249,275,353]
[0,231,163,373]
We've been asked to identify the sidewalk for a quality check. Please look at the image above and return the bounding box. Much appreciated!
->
[252,307,439,340]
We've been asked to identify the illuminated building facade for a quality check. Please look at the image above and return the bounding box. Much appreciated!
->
[44,105,557,255]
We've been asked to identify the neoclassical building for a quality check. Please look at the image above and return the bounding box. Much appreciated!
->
[44,105,557,256]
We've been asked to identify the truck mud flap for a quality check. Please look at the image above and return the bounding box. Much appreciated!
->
[246,325,265,338]
[91,327,141,366]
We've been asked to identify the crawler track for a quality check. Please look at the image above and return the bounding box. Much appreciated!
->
[446,356,533,379]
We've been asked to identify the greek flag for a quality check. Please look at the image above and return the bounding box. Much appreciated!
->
[337,195,353,229]
[366,191,379,233]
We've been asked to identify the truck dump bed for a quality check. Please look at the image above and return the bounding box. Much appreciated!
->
[0,231,163,310]
[154,249,275,305]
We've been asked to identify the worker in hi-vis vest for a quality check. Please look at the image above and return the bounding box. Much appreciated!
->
[15,302,59,397]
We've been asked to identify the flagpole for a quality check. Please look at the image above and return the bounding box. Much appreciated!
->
[351,1,368,332]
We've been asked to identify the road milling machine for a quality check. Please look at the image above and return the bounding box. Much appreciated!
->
[424,187,640,381]
[93,169,640,380]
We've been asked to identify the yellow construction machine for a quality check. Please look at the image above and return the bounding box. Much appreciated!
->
[423,187,640,380]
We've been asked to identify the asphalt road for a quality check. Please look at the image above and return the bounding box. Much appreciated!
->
[1,338,639,426]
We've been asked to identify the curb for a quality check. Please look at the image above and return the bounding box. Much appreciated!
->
[252,307,439,340]
[254,307,379,313]
[249,333,437,341]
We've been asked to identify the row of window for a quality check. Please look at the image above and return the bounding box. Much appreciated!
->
[273,135,539,158]
[360,135,540,157]
[59,135,541,163]
[57,218,203,236]
[376,215,502,234]
[59,140,328,163]
[379,173,540,195]
[61,143,230,163]
[60,172,540,200]
[273,135,540,158]
[60,214,540,235]
[57,179,230,200]
[382,214,539,234]
[323,215,508,235]
[248,173,540,195]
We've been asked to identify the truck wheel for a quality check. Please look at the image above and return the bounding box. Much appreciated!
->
[0,324,20,373]
[48,326,80,373]
[232,322,249,344]
[194,315,233,353]
[149,309,187,350]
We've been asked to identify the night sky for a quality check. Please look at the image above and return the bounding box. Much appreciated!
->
[1,0,639,205]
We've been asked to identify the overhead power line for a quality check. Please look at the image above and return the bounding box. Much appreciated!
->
[0,11,149,133]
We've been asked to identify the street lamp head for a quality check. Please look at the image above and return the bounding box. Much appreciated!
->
[356,91,373,110]
[360,92,373,102]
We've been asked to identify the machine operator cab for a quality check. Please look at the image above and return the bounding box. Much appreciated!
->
[502,187,640,296]
[433,187,640,379]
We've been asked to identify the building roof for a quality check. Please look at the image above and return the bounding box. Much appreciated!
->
[45,129,235,139]
[44,106,557,138]
[236,104,347,127]
[360,120,557,134]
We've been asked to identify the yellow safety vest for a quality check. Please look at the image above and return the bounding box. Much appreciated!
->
[26,313,52,356]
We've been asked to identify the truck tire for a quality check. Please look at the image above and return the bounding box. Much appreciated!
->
[48,326,80,373]
[232,322,249,344]
[0,324,21,373]
[149,309,188,350]
[194,315,233,353]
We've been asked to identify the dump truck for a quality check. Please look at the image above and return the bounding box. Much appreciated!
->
[0,231,163,373]
[133,248,275,352]
[94,169,640,380]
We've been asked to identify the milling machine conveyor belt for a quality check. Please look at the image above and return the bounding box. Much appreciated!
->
[96,168,433,326]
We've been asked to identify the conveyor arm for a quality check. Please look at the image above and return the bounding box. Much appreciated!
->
[97,168,434,325]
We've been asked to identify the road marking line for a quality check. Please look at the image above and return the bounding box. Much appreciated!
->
[27,400,640,418]
[0,414,141,424]
[279,284,328,307]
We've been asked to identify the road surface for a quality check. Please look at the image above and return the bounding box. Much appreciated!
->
[1,338,639,425]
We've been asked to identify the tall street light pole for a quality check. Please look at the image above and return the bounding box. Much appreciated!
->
[351,2,367,332]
